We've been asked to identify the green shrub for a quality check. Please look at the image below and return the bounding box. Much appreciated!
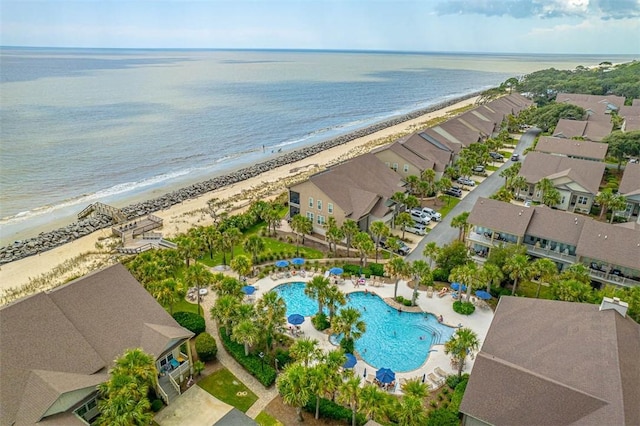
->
[402,298,412,306]
[312,313,330,331]
[150,399,164,412]
[452,300,475,315]
[426,408,459,426]
[432,268,449,282]
[339,337,355,354]
[448,377,469,414]
[195,332,218,362]
[274,348,293,369]
[446,373,468,389]
[429,400,438,408]
[303,397,366,426]
[369,263,384,277]
[395,295,405,303]
[172,311,205,335]
[219,327,276,387]
[343,264,369,277]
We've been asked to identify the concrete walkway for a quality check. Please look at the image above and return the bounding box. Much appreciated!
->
[199,291,280,419]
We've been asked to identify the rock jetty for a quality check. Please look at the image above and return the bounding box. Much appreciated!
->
[0,93,480,264]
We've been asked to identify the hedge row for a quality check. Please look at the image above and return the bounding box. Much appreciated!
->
[303,396,366,426]
[172,311,206,335]
[219,327,277,387]
[448,376,469,413]
[342,263,384,278]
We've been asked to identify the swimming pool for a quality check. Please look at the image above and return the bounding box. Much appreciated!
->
[272,282,456,372]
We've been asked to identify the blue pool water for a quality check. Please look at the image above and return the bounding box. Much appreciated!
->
[272,282,456,372]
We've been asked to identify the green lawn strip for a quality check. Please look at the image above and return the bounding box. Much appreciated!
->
[171,299,204,316]
[255,412,284,426]
[515,280,554,300]
[437,198,461,218]
[485,165,500,172]
[198,368,258,413]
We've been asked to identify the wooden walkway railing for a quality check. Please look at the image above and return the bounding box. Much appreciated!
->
[77,202,127,223]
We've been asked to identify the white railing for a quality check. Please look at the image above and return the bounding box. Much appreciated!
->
[168,374,180,396]
[169,360,191,382]
[589,269,640,288]
[157,383,169,405]
[525,244,576,262]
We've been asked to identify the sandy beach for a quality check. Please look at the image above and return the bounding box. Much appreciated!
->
[0,96,478,303]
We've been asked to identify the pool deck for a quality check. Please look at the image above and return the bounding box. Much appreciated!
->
[248,272,495,392]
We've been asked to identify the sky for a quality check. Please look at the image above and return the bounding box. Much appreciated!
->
[1,0,639,54]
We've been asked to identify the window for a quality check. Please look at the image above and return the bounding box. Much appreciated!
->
[385,161,390,167]
[561,196,565,204]
[308,197,313,208]
[577,196,588,205]
[328,203,333,214]
[392,163,398,171]
[317,199,322,210]
[306,212,314,221]
[403,164,409,173]
[317,215,325,225]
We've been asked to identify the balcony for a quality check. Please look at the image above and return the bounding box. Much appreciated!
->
[524,243,576,263]
[589,269,640,288]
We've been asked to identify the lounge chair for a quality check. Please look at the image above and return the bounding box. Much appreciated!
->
[426,286,434,298]
[437,287,448,298]
[428,373,444,387]
[435,367,448,378]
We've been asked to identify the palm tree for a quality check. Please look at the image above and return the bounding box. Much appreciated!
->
[243,235,265,273]
[410,260,431,306]
[511,175,528,199]
[385,256,410,299]
[326,221,345,255]
[353,232,374,268]
[223,227,242,260]
[325,284,346,322]
[608,193,627,223]
[150,278,183,315]
[305,275,330,315]
[211,294,241,335]
[291,214,313,254]
[401,377,429,398]
[444,327,480,377]
[359,384,389,421]
[232,319,261,356]
[184,263,212,313]
[423,241,439,269]
[395,212,414,239]
[482,262,503,293]
[530,258,558,298]
[369,221,390,263]
[277,363,311,422]
[331,307,366,350]
[337,376,362,426]
[449,262,478,301]
[262,206,281,236]
[396,395,428,426]
[255,291,287,353]
[405,175,420,194]
[450,211,470,242]
[307,363,330,419]
[177,236,201,267]
[542,186,561,207]
[341,219,359,258]
[289,337,320,367]
[503,253,531,296]
[230,254,252,280]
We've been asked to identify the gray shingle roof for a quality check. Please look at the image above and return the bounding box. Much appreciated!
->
[460,297,640,426]
[519,152,605,195]
[576,219,640,270]
[467,197,534,237]
[526,205,586,246]
[535,136,608,160]
[619,162,640,196]
[0,264,193,425]
[553,118,612,142]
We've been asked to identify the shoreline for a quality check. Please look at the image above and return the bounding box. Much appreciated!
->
[0,93,480,302]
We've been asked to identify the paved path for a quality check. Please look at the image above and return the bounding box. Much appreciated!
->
[200,293,280,419]
[407,129,540,262]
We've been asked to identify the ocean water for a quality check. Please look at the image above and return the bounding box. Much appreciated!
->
[0,48,634,244]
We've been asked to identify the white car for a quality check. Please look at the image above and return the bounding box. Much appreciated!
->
[409,209,431,225]
[406,223,428,236]
[421,207,442,222]
[457,177,476,187]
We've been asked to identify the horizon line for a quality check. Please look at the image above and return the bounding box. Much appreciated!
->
[1,45,638,57]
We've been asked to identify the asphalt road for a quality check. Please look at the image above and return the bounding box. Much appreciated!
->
[406,128,541,262]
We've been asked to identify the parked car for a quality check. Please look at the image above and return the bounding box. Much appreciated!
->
[379,237,411,256]
[421,207,442,222]
[472,165,485,173]
[511,153,520,161]
[457,177,476,187]
[444,187,463,197]
[489,151,504,161]
[405,223,427,236]
[410,209,431,225]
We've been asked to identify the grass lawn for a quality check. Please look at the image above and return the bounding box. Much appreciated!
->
[485,165,500,172]
[170,298,204,316]
[255,411,284,426]
[516,280,554,300]
[437,197,461,218]
[198,368,258,413]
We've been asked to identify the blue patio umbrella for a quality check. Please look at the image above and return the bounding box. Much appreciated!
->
[343,353,357,369]
[376,368,396,384]
[451,282,467,291]
[275,260,289,268]
[242,285,256,295]
[287,314,305,325]
[329,267,344,275]
[475,290,492,300]
[291,257,305,266]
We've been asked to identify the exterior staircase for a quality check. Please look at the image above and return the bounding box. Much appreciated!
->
[77,202,127,223]
[158,375,180,404]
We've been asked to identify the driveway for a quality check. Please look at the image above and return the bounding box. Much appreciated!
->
[406,128,540,262]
